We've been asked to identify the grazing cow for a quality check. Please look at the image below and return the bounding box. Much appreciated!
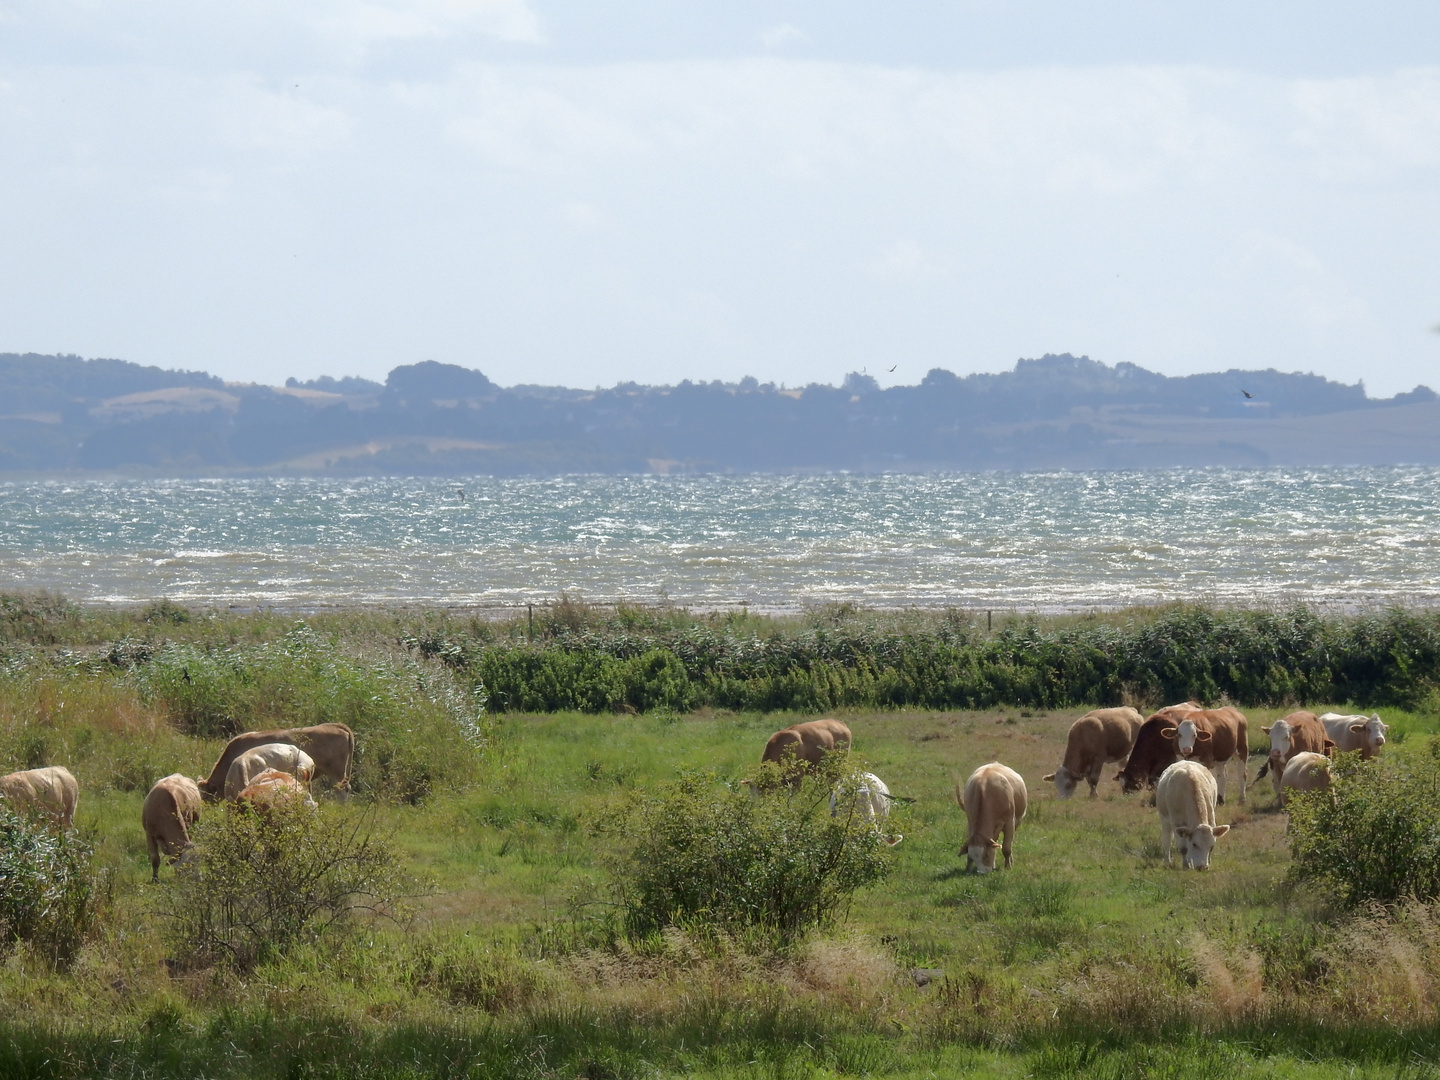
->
[830,771,902,845]
[236,768,317,811]
[1160,706,1248,805]
[0,766,79,828]
[1155,760,1230,870]
[1114,716,1179,797]
[224,743,315,800]
[1044,706,1143,799]
[198,723,354,800]
[1319,713,1388,760]
[1255,712,1335,800]
[754,719,852,788]
[141,774,201,882]
[1279,751,1333,809]
[956,762,1027,874]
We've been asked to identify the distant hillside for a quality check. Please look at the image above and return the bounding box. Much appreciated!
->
[0,351,1436,474]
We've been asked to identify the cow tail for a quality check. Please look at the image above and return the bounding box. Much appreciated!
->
[1255,760,1269,781]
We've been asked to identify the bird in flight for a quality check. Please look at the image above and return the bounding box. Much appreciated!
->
[888,365,897,372]
[1240,389,1254,399]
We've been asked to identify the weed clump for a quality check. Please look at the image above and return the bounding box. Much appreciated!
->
[0,805,100,968]
[615,756,892,943]
[159,799,409,971]
[1287,745,1440,907]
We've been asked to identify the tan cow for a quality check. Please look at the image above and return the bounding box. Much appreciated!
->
[236,768,317,811]
[754,718,852,788]
[1044,707,1143,799]
[1319,713,1388,759]
[1155,759,1230,870]
[956,762,1027,874]
[1256,711,1335,801]
[141,774,201,882]
[0,766,78,828]
[224,743,315,800]
[198,723,353,800]
[1279,751,1333,808]
[1159,706,1248,805]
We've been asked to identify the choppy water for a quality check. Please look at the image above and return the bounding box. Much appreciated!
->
[1,469,1438,612]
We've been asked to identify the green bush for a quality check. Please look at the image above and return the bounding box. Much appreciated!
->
[160,799,410,971]
[616,756,892,942]
[0,805,99,967]
[1287,745,1440,907]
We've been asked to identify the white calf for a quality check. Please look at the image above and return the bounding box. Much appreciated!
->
[1156,760,1230,870]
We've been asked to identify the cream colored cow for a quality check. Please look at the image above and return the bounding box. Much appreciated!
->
[1279,751,1333,809]
[224,744,315,800]
[142,774,202,881]
[1156,760,1230,870]
[0,766,78,828]
[956,762,1027,874]
[1044,707,1143,799]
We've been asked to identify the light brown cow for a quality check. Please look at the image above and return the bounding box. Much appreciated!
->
[224,743,316,800]
[236,768,317,811]
[0,766,78,828]
[198,723,353,800]
[1044,707,1143,799]
[1159,706,1249,805]
[141,773,201,882]
[755,719,852,786]
[956,762,1027,873]
[1279,751,1333,808]
[1256,711,1335,801]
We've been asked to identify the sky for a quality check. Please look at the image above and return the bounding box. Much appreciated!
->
[2,2,1439,396]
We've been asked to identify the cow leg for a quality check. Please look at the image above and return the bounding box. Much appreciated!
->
[1270,760,1283,802]
[1159,812,1172,867]
[148,836,161,883]
[1087,765,1102,798]
[1235,754,1246,805]
[1002,817,1015,869]
[1213,763,1227,806]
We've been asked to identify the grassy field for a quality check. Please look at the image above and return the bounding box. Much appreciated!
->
[1,598,1440,1077]
[3,695,1440,1077]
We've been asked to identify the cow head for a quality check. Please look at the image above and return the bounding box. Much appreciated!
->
[1164,718,1209,758]
[1172,823,1230,870]
[1352,714,1388,755]
[964,838,1002,874]
[1262,720,1293,762]
[1043,765,1079,800]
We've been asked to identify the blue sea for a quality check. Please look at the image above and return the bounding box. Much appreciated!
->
[1,468,1438,612]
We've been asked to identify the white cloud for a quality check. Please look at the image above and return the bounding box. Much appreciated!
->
[758,23,805,51]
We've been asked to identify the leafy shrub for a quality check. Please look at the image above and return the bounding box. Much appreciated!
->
[1287,745,1440,907]
[0,805,99,967]
[616,756,892,942]
[160,799,410,970]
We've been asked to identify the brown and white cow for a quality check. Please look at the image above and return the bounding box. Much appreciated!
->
[1319,713,1388,759]
[1256,711,1335,801]
[141,773,202,882]
[1114,715,1180,798]
[224,743,316,800]
[956,762,1027,874]
[1044,706,1143,799]
[198,723,354,800]
[0,766,78,828]
[1156,759,1230,870]
[1160,706,1248,805]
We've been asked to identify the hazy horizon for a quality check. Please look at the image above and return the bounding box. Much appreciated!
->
[4,2,1440,395]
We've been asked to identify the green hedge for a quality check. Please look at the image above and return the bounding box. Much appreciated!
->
[426,606,1440,714]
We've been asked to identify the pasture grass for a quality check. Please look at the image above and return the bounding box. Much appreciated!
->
[1,601,1439,1074]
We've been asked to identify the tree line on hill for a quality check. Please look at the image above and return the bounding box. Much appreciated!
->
[0,351,1434,474]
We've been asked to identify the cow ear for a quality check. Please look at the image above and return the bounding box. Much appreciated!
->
[1212,825,1230,838]
[1350,723,1366,733]
[1042,772,1056,782]
[1262,725,1273,734]
[1195,730,1213,743]
[986,839,1000,848]
[1174,826,1192,838]
[1160,727,1177,740]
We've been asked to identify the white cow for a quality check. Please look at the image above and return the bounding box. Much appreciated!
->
[956,762,1027,874]
[1319,713,1388,759]
[830,771,902,845]
[224,743,315,800]
[1155,760,1230,870]
[1279,751,1333,809]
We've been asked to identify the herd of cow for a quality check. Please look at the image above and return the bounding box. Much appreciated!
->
[760,704,1389,874]
[0,722,355,880]
[0,706,1389,882]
